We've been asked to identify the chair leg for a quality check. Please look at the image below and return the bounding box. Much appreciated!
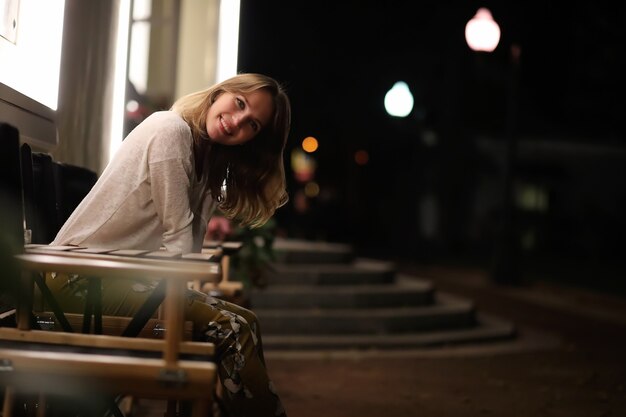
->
[82,277,103,334]
[164,399,177,417]
[36,393,46,417]
[0,390,42,417]
[191,399,209,417]
[3,387,15,417]
[221,256,230,284]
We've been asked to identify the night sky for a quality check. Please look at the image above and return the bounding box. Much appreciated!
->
[237,1,626,274]
[239,1,624,142]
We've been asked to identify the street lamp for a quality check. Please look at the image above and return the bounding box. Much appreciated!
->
[384,81,414,118]
[465,8,501,52]
[465,8,522,285]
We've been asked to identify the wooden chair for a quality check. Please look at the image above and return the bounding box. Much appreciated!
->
[21,144,99,246]
[200,240,244,300]
[24,244,220,340]
[0,122,221,416]
[0,250,219,417]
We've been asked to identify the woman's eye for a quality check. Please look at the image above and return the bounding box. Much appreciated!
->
[236,98,245,109]
[250,121,259,131]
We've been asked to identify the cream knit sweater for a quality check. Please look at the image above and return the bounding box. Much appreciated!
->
[52,111,215,253]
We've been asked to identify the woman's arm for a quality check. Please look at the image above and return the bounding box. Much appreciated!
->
[146,113,197,253]
[150,158,195,253]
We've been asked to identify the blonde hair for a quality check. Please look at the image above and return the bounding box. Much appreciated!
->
[171,73,291,228]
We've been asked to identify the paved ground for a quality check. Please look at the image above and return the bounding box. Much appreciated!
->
[264,264,626,417]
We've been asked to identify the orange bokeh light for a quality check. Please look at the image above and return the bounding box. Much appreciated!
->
[302,136,319,153]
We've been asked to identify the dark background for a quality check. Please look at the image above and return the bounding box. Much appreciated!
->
[237,0,626,291]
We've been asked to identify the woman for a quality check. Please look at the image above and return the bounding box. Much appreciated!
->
[50,73,290,417]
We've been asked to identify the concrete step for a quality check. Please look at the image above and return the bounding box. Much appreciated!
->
[261,313,516,350]
[255,293,475,335]
[273,238,354,264]
[267,258,396,285]
[250,280,434,309]
[259,238,520,351]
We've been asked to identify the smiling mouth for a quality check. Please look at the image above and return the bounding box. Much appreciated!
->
[220,116,232,135]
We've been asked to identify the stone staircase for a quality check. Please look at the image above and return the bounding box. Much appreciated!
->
[250,238,517,350]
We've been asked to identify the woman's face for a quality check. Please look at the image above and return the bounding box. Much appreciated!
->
[205,89,274,146]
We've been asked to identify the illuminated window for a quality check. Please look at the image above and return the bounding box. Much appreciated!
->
[216,0,240,82]
[0,0,66,110]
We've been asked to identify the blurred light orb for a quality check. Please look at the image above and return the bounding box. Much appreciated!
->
[302,136,319,153]
[384,81,413,117]
[126,99,139,112]
[354,149,369,165]
[465,8,500,52]
[290,148,316,182]
[304,181,320,198]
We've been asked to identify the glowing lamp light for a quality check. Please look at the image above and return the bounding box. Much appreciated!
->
[302,136,319,153]
[465,8,500,52]
[384,81,414,118]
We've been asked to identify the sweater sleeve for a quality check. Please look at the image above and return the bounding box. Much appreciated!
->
[149,158,194,253]
[145,116,196,253]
